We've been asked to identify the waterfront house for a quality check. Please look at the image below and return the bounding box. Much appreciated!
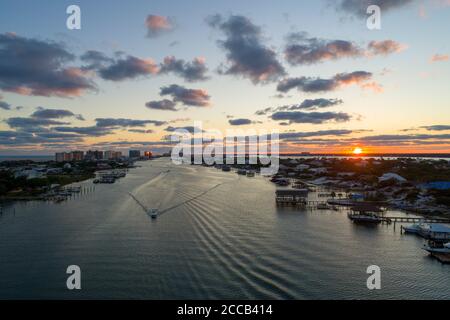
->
[378,173,407,183]
[419,224,450,241]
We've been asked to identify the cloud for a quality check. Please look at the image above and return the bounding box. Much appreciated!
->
[105,140,174,147]
[279,129,354,140]
[146,15,175,38]
[367,40,406,55]
[95,118,166,127]
[284,32,363,65]
[145,99,178,111]
[347,134,450,145]
[277,71,378,93]
[351,134,450,141]
[80,50,114,70]
[52,118,165,137]
[0,33,95,97]
[0,100,11,110]
[330,0,415,18]
[160,84,211,107]
[271,111,352,124]
[98,55,159,81]
[284,32,405,65]
[165,126,203,134]
[0,129,84,146]
[159,56,208,82]
[255,98,343,116]
[5,117,70,129]
[430,54,449,63]
[128,129,154,134]
[52,126,113,137]
[31,107,84,120]
[297,98,343,110]
[229,118,252,126]
[207,14,285,84]
[82,51,208,82]
[421,125,450,131]
[255,107,274,116]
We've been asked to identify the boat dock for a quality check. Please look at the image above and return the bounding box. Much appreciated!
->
[384,216,450,224]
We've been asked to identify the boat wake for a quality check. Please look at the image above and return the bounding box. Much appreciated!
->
[127,167,238,218]
[159,182,226,215]
[128,192,149,213]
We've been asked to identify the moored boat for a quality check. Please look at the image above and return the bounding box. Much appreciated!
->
[423,241,450,254]
[348,205,384,224]
[403,221,427,234]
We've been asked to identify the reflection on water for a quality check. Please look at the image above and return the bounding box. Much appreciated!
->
[0,159,449,299]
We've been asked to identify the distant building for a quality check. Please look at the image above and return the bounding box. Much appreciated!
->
[55,152,65,162]
[129,150,141,158]
[71,151,84,161]
[85,150,104,161]
[104,150,122,160]
[55,152,73,162]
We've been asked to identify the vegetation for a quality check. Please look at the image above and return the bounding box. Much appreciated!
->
[0,159,128,198]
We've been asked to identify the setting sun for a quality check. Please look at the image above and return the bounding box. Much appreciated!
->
[352,147,363,155]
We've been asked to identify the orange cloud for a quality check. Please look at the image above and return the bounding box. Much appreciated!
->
[146,15,174,37]
[430,54,449,63]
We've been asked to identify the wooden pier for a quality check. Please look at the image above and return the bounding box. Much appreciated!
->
[381,216,450,224]
[276,199,328,207]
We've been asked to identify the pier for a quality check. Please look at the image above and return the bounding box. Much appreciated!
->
[381,216,450,224]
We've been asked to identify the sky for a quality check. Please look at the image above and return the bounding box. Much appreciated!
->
[0,0,449,155]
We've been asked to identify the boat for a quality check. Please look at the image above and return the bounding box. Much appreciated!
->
[317,203,331,210]
[403,221,426,234]
[246,171,255,177]
[423,241,450,254]
[348,213,383,224]
[148,208,159,219]
[347,205,384,224]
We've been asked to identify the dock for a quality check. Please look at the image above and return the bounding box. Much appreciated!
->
[383,216,450,224]
[276,189,308,206]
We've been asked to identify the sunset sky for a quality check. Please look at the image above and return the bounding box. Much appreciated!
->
[0,0,449,155]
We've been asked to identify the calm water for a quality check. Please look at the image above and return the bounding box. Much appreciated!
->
[0,159,449,299]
